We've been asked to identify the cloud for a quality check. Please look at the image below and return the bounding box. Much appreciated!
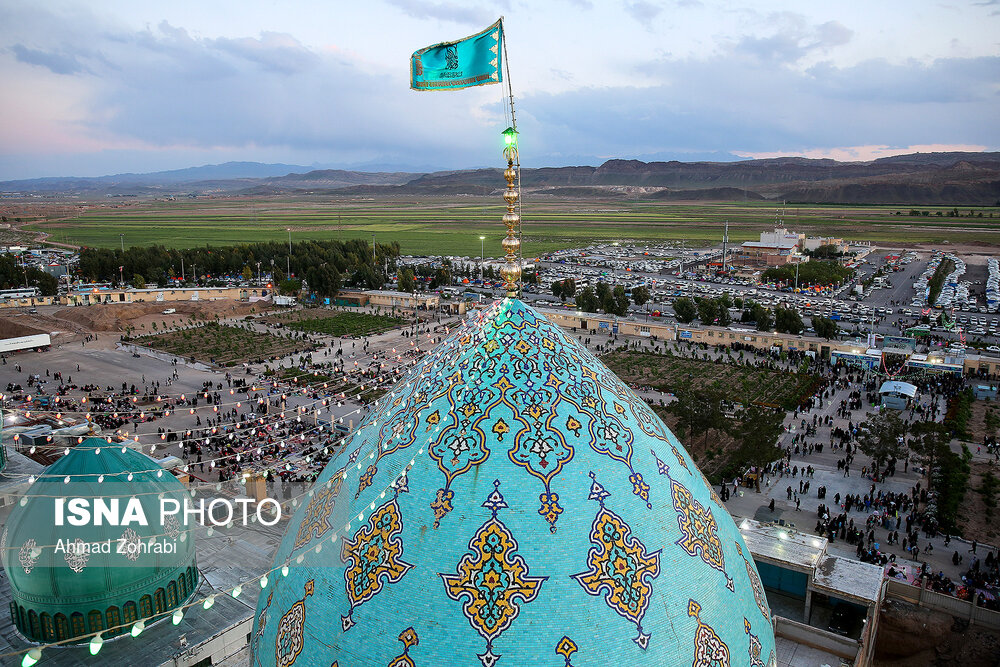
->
[0,7,502,172]
[383,0,496,26]
[731,15,853,65]
[623,1,663,25]
[10,43,86,75]
[212,32,319,75]
[736,144,989,162]
[521,50,1000,160]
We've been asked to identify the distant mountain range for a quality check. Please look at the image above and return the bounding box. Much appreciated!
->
[3,153,999,205]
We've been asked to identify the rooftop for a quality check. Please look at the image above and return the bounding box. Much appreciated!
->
[738,518,828,572]
[812,554,884,605]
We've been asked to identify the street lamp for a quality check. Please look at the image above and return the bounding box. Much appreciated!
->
[479,236,486,281]
[119,234,125,253]
[286,228,292,279]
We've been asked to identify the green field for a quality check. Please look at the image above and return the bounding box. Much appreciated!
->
[25,196,1000,255]
[133,322,317,366]
[275,311,404,337]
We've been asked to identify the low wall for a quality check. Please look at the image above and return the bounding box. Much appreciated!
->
[775,615,859,660]
[885,579,1000,630]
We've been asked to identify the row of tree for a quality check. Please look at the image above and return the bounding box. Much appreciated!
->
[550,280,650,315]
[670,296,840,339]
[77,240,402,296]
[762,261,854,287]
[0,256,58,295]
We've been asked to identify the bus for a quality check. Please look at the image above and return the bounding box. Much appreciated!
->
[0,288,40,300]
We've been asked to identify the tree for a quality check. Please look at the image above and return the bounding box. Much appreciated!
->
[670,384,723,446]
[751,303,773,331]
[429,268,451,289]
[732,402,785,471]
[672,297,697,323]
[697,298,718,324]
[612,285,630,316]
[716,301,732,327]
[601,289,617,315]
[576,287,598,313]
[909,421,951,476]
[813,316,839,340]
[631,286,650,306]
[242,266,253,283]
[398,268,416,293]
[774,306,804,334]
[279,279,301,295]
[552,278,576,300]
[595,282,611,303]
[132,274,146,289]
[856,409,908,474]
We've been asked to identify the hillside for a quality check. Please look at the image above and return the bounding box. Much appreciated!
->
[2,152,999,205]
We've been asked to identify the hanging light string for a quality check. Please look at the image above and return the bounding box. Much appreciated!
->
[0,300,511,665]
[0,450,418,665]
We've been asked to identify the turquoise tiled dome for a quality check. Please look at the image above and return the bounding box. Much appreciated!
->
[253,299,775,666]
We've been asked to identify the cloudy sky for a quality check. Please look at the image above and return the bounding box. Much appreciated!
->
[1,0,998,179]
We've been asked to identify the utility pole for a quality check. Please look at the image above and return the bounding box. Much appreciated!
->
[794,261,800,291]
[286,228,292,279]
[181,257,185,283]
[120,233,125,253]
[722,220,729,274]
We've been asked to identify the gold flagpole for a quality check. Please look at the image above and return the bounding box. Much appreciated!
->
[499,17,522,299]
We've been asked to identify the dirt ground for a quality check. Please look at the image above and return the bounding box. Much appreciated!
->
[957,458,1000,544]
[0,299,266,344]
[969,399,998,444]
[875,599,1000,666]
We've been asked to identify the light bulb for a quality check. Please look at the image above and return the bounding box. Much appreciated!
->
[89,633,104,655]
[131,620,145,637]
[22,648,41,667]
[260,575,269,588]
[172,609,183,625]
[203,595,216,609]
[231,585,242,598]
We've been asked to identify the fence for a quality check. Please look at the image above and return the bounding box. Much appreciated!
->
[885,578,1000,630]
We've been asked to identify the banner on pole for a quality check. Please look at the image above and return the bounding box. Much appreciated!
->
[410,19,502,91]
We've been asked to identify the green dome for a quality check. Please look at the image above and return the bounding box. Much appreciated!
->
[2,437,198,643]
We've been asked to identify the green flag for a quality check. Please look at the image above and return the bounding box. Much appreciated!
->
[410,19,503,91]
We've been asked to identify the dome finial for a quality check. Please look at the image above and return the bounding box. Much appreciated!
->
[500,126,521,298]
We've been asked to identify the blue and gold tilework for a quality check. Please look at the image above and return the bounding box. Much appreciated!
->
[252,298,776,666]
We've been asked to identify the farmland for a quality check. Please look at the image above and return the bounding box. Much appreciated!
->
[262,311,405,337]
[21,195,1000,256]
[133,322,317,366]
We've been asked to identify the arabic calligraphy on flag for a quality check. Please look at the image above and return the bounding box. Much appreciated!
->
[410,19,503,91]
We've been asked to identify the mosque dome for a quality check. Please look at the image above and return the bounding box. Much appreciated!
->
[253,299,775,666]
[2,437,198,643]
